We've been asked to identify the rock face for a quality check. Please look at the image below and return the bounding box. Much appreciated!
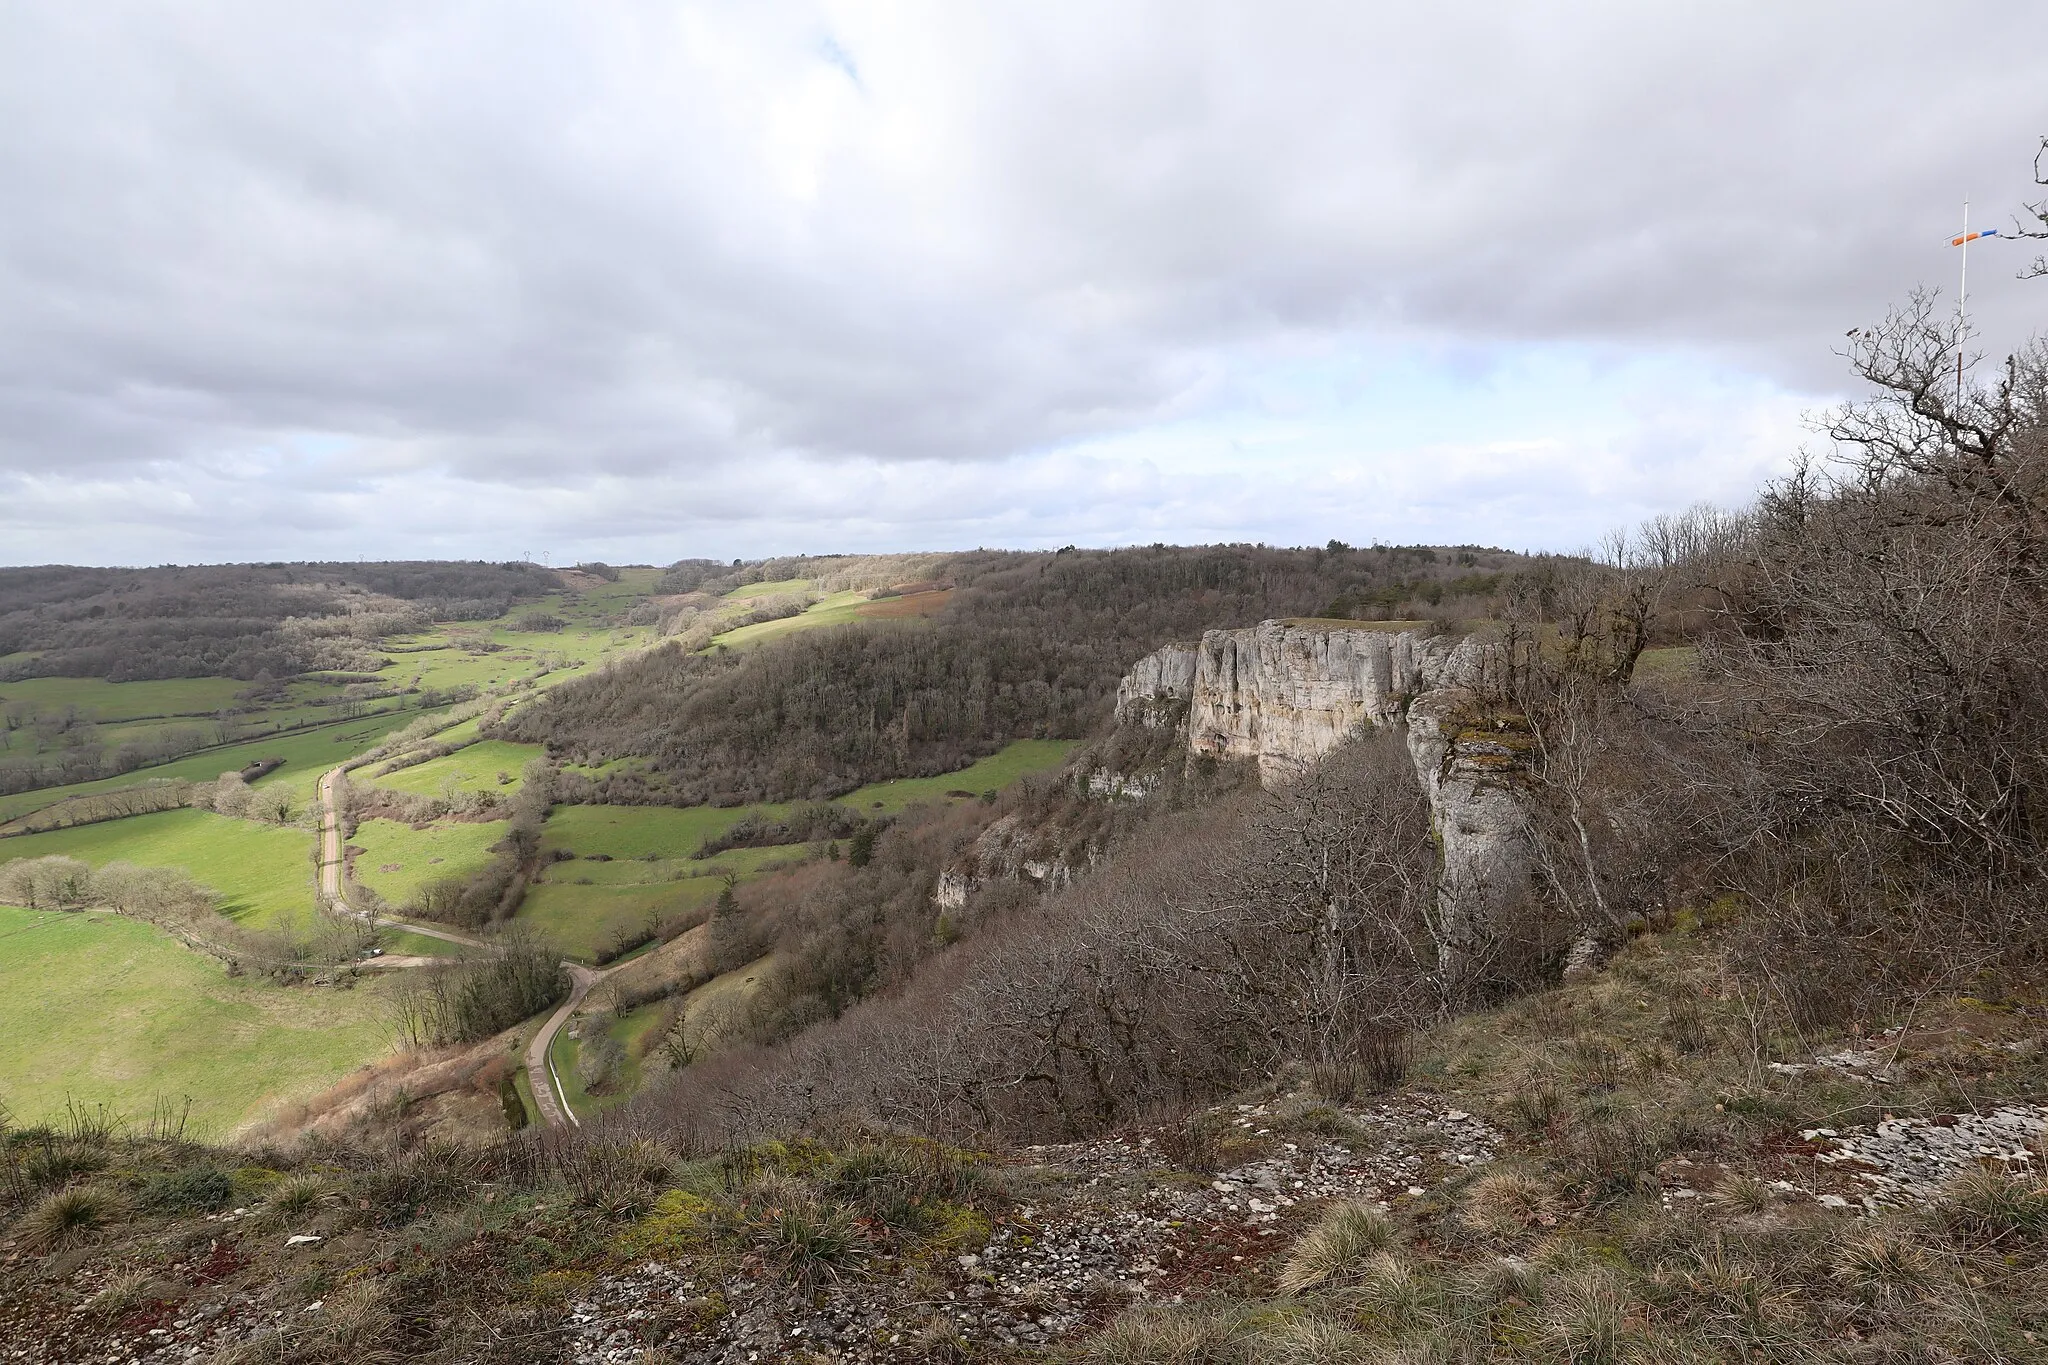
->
[1113,619,1535,982]
[1113,642,1199,727]
[1404,689,1536,980]
[1116,621,1486,785]
[935,813,1082,913]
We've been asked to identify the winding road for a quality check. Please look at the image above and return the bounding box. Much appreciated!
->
[316,764,613,1130]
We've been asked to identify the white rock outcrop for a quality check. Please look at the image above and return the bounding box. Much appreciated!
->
[1113,642,1200,727]
[1113,620,1535,983]
[1116,621,1487,784]
[1405,688,1537,980]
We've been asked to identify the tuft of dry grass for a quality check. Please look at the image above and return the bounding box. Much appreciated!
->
[1833,1222,1942,1306]
[1341,1252,1438,1332]
[1459,1168,1562,1241]
[261,1172,331,1223]
[18,1184,122,1251]
[1540,1266,1631,1364]
[83,1270,159,1318]
[1710,1173,1774,1215]
[743,1188,873,1291]
[1259,1314,1377,1363]
[1277,1201,1404,1295]
[1309,1032,1412,1103]
[1505,1081,1563,1134]
[1932,1166,2048,1247]
[1077,1301,1255,1365]
[311,1278,395,1357]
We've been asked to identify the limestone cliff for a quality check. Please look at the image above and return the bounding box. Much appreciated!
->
[1404,688,1537,980]
[935,812,1082,912]
[1112,642,1199,728]
[1113,619,1535,982]
[1115,620,1485,784]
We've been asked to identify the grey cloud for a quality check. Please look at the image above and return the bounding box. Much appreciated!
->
[1,0,2044,559]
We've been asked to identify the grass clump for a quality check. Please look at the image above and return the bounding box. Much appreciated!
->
[740,1185,872,1290]
[18,1184,123,1251]
[1277,1201,1404,1295]
[1538,1266,1632,1364]
[1077,1300,1265,1365]
[1458,1167,1562,1242]
[1831,1222,1942,1307]
[1932,1166,2048,1247]
[83,1270,160,1318]
[261,1172,331,1223]
[139,1165,233,1214]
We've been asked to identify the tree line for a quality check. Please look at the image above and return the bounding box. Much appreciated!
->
[0,560,559,682]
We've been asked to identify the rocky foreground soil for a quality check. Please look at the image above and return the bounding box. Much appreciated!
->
[8,973,2047,1365]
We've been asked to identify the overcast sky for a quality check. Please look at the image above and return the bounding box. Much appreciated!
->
[2,2,2044,566]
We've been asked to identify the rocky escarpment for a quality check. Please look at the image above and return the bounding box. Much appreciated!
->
[1113,641,1198,728]
[1114,620,1533,983]
[1116,621,1488,785]
[1405,688,1537,979]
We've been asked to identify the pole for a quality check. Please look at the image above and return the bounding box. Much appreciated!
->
[1956,199,1969,407]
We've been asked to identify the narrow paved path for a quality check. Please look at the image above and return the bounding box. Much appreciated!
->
[525,963,604,1129]
[318,763,612,1129]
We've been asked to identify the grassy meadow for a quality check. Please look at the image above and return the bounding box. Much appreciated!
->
[0,705,440,825]
[0,807,317,930]
[840,738,1076,812]
[707,588,867,651]
[539,804,760,862]
[368,739,546,797]
[0,906,397,1138]
[349,817,506,908]
[520,739,1074,958]
[519,880,718,961]
[0,675,246,720]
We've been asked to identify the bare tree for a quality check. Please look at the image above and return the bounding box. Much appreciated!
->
[2017,135,2048,280]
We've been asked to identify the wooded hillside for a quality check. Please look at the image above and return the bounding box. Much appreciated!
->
[496,543,1539,805]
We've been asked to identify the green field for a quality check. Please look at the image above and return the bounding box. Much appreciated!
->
[537,739,1077,862]
[369,739,546,797]
[706,589,866,652]
[0,676,247,721]
[521,740,1073,959]
[1633,645,1700,681]
[0,807,317,930]
[375,926,472,959]
[539,804,761,862]
[722,578,813,601]
[0,906,398,1138]
[546,844,803,887]
[521,843,805,960]
[0,706,440,825]
[841,739,1076,812]
[350,818,506,908]
[518,880,718,961]
[419,715,485,747]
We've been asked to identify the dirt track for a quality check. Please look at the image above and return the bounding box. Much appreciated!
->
[316,764,608,1129]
